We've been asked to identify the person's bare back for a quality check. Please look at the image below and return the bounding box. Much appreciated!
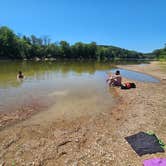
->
[107,70,122,86]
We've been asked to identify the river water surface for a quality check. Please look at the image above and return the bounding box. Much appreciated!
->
[0,61,119,120]
[0,60,158,122]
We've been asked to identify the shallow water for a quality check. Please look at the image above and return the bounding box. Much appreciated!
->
[0,61,118,115]
[0,60,156,120]
[111,68,159,83]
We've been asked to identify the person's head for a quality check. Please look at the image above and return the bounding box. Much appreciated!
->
[18,71,22,75]
[115,70,120,75]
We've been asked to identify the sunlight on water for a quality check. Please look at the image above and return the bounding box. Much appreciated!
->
[0,61,116,116]
[111,68,159,83]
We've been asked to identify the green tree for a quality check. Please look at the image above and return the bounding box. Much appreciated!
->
[0,25,148,60]
[60,41,71,58]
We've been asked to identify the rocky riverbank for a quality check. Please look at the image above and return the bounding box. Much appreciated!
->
[0,61,166,166]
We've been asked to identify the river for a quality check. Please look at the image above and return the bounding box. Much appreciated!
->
[0,60,153,121]
[0,60,118,116]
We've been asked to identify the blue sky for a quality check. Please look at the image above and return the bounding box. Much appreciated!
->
[0,0,166,53]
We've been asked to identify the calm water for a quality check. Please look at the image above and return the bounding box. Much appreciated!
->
[0,60,158,118]
[0,61,117,115]
[111,68,159,83]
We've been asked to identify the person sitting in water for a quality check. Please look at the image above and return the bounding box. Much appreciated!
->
[17,71,24,79]
[106,70,122,86]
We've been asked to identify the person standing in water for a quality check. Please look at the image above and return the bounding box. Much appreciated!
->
[17,71,24,80]
[107,70,122,86]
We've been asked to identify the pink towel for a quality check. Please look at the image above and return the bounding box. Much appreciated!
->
[143,158,166,166]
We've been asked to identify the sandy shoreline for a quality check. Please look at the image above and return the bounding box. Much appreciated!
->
[0,61,166,166]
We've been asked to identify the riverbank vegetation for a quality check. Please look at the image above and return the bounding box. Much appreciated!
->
[0,26,146,60]
[152,45,166,60]
[1,26,165,61]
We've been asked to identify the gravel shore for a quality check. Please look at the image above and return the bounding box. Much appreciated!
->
[0,61,166,166]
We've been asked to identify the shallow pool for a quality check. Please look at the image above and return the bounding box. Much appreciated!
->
[0,61,117,115]
[111,68,159,83]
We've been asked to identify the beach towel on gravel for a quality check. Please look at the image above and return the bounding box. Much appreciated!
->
[143,158,166,166]
[125,132,165,156]
[121,82,136,89]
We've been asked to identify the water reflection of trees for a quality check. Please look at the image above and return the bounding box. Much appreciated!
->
[0,61,114,87]
[0,60,147,88]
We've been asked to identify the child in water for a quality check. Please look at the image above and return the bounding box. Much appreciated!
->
[107,70,122,86]
[17,71,24,80]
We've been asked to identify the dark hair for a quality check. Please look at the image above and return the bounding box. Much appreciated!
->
[18,71,22,74]
[115,70,120,75]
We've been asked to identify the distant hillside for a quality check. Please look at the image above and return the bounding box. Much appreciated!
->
[152,45,166,60]
[0,26,147,60]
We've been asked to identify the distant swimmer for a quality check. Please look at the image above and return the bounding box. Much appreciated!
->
[17,71,24,80]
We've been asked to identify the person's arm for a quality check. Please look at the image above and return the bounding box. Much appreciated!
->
[17,75,19,79]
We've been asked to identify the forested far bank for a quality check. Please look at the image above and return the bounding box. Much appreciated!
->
[152,44,166,60]
[0,26,153,60]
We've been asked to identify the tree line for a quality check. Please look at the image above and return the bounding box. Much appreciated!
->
[0,26,146,60]
[152,44,166,60]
